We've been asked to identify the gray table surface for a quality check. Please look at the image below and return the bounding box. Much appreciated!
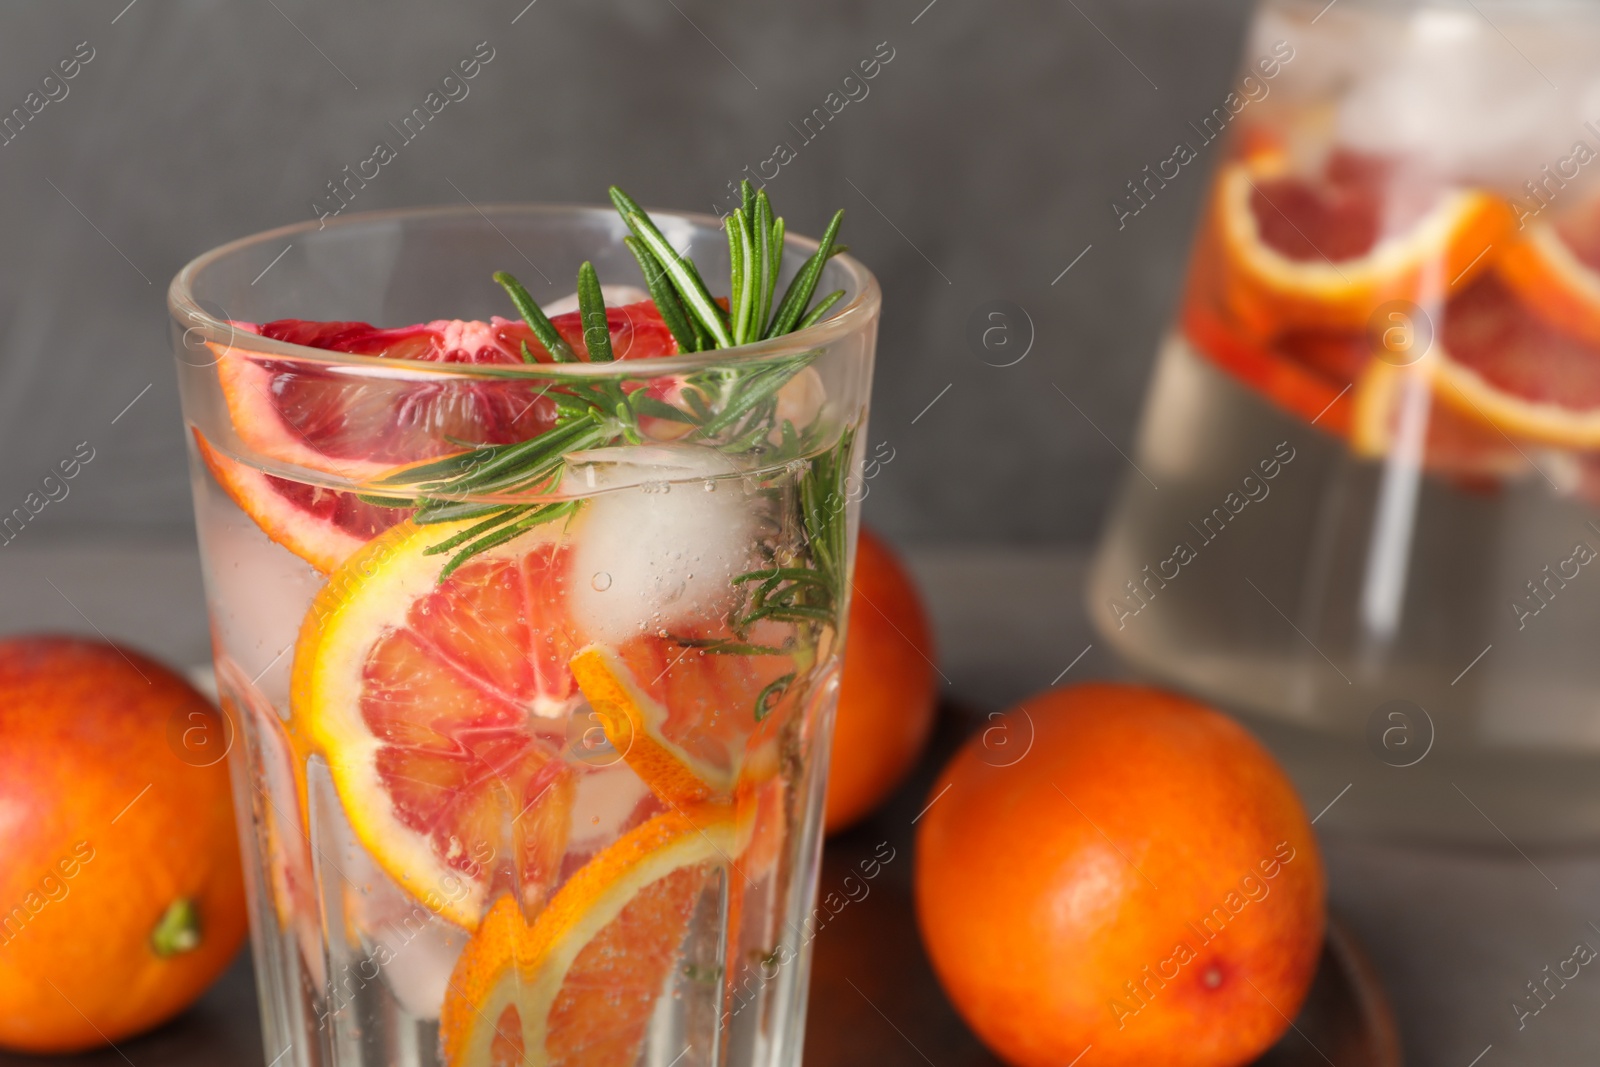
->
[2,542,1596,1066]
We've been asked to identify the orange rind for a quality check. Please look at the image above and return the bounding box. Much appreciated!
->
[569,644,736,804]
[1429,273,1600,450]
[1349,357,1527,481]
[568,632,803,808]
[439,805,736,1067]
[1214,149,1513,333]
[193,429,405,573]
[1498,207,1600,348]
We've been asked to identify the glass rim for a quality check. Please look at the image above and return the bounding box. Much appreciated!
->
[167,201,881,381]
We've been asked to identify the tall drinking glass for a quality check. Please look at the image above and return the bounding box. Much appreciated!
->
[1089,0,1600,841]
[168,204,878,1067]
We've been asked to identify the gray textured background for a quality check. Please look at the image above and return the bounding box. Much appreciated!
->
[0,0,1251,548]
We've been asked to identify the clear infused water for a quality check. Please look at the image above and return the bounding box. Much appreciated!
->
[191,439,850,1067]
[1090,338,1600,844]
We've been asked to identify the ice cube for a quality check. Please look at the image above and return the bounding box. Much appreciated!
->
[564,444,760,644]
[562,442,743,493]
[567,762,651,850]
[774,366,826,438]
[195,490,325,709]
[369,912,468,1021]
[333,806,468,1021]
[1332,10,1571,185]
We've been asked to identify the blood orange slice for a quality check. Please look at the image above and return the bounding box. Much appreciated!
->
[439,805,735,1067]
[1182,290,1360,434]
[1430,272,1600,448]
[1214,147,1512,333]
[1177,218,1365,434]
[291,517,585,929]
[568,637,796,806]
[1498,197,1600,347]
[216,301,677,482]
[193,429,409,574]
[1349,358,1527,483]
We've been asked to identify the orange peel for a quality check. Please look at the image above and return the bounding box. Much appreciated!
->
[439,805,736,1067]
[1215,150,1512,333]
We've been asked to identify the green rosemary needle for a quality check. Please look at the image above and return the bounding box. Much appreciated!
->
[369,182,850,586]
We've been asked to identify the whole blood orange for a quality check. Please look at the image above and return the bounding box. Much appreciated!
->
[0,637,248,1053]
[824,528,938,832]
[915,683,1324,1067]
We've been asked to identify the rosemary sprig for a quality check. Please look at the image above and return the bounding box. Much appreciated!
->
[575,261,614,364]
[493,271,575,363]
[799,289,846,330]
[768,208,845,339]
[799,426,853,606]
[677,423,854,667]
[623,235,698,352]
[367,181,850,591]
[609,185,733,349]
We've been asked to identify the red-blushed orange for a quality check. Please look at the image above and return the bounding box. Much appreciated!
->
[914,683,1324,1067]
[825,528,938,832]
[0,636,248,1053]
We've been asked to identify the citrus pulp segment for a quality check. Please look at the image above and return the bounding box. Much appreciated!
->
[291,517,585,929]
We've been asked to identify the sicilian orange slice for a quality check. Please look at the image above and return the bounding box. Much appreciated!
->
[1498,197,1600,348]
[291,517,584,929]
[213,305,677,482]
[1349,357,1528,483]
[1214,147,1512,333]
[193,429,408,574]
[568,639,797,806]
[439,805,736,1067]
[1182,284,1362,434]
[1429,272,1600,449]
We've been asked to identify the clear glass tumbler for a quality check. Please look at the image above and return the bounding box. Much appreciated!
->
[1089,0,1600,841]
[168,204,879,1067]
